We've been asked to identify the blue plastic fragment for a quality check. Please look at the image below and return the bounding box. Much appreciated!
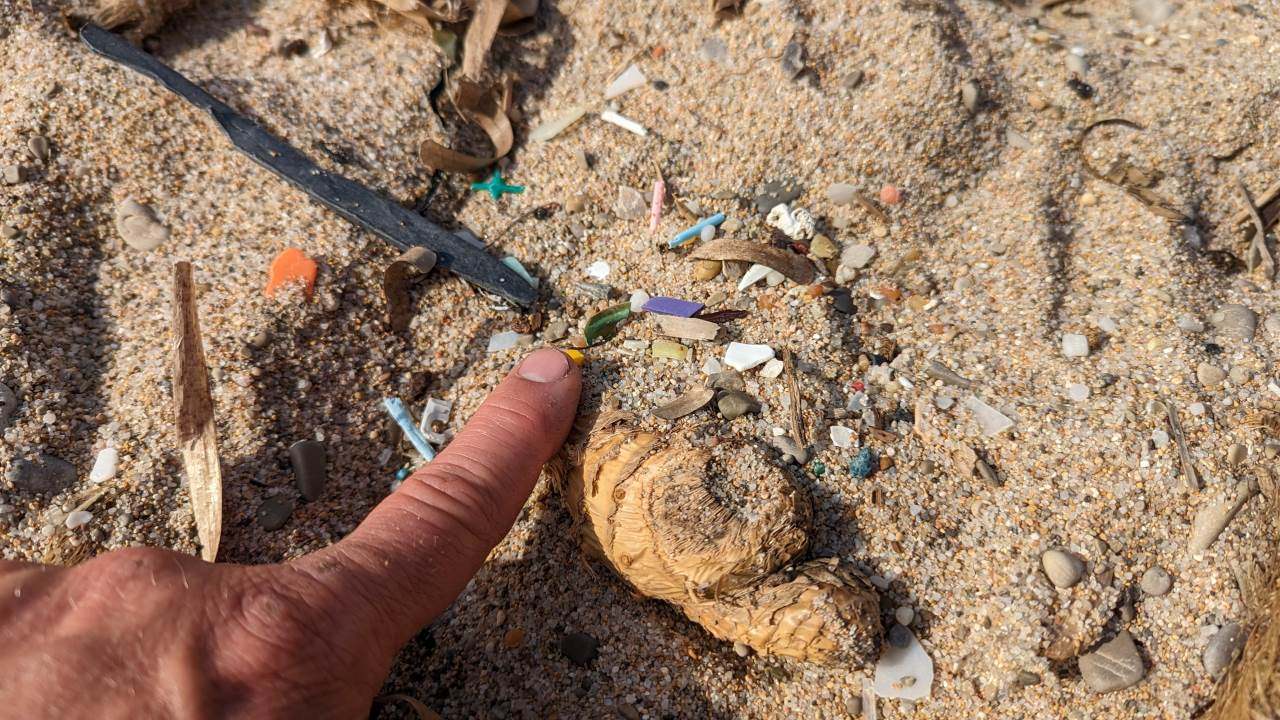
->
[383,397,437,461]
[395,467,411,481]
[501,256,539,288]
[848,447,875,479]
[668,213,726,249]
[642,296,704,317]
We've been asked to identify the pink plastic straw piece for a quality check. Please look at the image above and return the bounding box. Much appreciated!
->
[649,178,665,233]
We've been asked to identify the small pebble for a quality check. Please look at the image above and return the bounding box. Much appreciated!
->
[289,439,327,502]
[1203,622,1245,678]
[895,606,915,626]
[1062,333,1090,358]
[64,510,92,529]
[0,382,17,429]
[826,183,857,206]
[733,641,751,657]
[723,342,775,372]
[692,259,722,281]
[89,447,118,484]
[829,425,854,449]
[114,198,170,251]
[1067,383,1090,402]
[1079,631,1145,693]
[879,184,901,205]
[7,454,76,494]
[1227,443,1247,465]
[1141,566,1172,596]
[809,234,838,259]
[27,136,50,163]
[717,391,760,421]
[1065,52,1089,75]
[257,495,294,531]
[1196,362,1225,388]
[960,80,980,113]
[614,186,648,219]
[1211,304,1257,342]
[1041,547,1084,588]
[700,224,715,242]
[559,631,599,667]
[841,244,876,269]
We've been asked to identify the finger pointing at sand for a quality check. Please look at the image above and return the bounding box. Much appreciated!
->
[294,348,581,654]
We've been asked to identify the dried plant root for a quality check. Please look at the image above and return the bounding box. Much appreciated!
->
[564,421,882,664]
[94,0,198,37]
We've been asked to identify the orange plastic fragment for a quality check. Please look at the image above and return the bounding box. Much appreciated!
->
[265,247,317,298]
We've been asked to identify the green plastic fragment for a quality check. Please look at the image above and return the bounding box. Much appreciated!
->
[584,303,632,346]
[810,460,827,477]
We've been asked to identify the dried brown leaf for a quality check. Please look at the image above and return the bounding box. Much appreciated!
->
[374,694,442,720]
[1078,118,1190,223]
[653,387,716,422]
[419,79,515,172]
[690,239,815,284]
[384,246,438,332]
[172,262,223,563]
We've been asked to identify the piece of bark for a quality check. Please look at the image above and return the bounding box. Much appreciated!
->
[690,239,815,285]
[172,262,223,563]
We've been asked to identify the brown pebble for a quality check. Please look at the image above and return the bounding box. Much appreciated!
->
[503,627,525,648]
[1027,94,1048,110]
[565,194,587,214]
[692,259,722,281]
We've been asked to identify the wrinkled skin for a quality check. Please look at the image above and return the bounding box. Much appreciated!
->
[0,348,580,718]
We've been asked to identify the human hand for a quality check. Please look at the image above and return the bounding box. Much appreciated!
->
[0,348,581,718]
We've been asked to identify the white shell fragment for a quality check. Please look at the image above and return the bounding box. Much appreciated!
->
[738,263,773,291]
[1062,333,1090,358]
[830,425,854,449]
[874,626,933,700]
[765,203,816,241]
[964,396,1015,436]
[723,342,775,372]
[529,105,589,142]
[604,64,647,100]
[599,110,649,137]
[89,447,118,484]
[64,510,92,529]
[487,331,532,353]
[586,260,611,280]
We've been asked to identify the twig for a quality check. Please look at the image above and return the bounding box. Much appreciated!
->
[1236,177,1276,281]
[783,348,807,447]
[172,262,223,562]
[1162,396,1200,492]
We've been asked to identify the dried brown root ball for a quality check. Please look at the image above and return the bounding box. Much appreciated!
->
[564,414,882,665]
[93,0,198,38]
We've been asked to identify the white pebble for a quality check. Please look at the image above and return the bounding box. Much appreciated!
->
[89,447,118,484]
[64,510,92,529]
[585,260,610,280]
[1062,333,1090,358]
[1067,384,1090,402]
[1188,402,1206,416]
[700,224,716,242]
[1151,429,1170,448]
[629,290,650,313]
[830,425,854,448]
[487,331,532,353]
[723,342,775,372]
[759,358,785,379]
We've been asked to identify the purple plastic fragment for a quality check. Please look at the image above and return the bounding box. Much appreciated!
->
[642,296,704,317]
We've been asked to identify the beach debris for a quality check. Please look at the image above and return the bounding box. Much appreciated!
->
[1078,119,1188,222]
[500,256,536,288]
[64,510,93,529]
[566,420,881,663]
[629,290,650,312]
[669,213,726,249]
[696,309,750,324]
[760,358,785,379]
[605,64,647,100]
[1203,622,1245,678]
[1061,333,1090,358]
[599,110,648,137]
[1235,179,1275,280]
[830,425,854,449]
[383,397,437,461]
[7,454,76,495]
[654,387,716,422]
[1212,303,1258,342]
[655,315,719,341]
[1041,548,1084,588]
[780,41,805,79]
[717,390,760,420]
[586,260,611,280]
[783,348,807,445]
[257,495,293,531]
[2,164,28,185]
[650,176,665,233]
[738,263,773,290]
[560,631,600,667]
[614,186,648,219]
[584,303,632,346]
[842,244,877,270]
[0,382,16,430]
[27,135,50,163]
[172,261,223,563]
[1188,479,1256,553]
[471,169,524,200]
[1140,566,1172,596]
[879,185,901,205]
[643,296,703,317]
[765,204,816,241]
[486,330,532,353]
[809,234,838,259]
[724,342,775,372]
[651,339,688,360]
[383,246,438,332]
[849,448,875,479]
[960,80,981,114]
[925,361,973,389]
[114,198,169,251]
[1078,631,1145,693]
[1161,398,1200,491]
[265,247,318,299]
[419,397,452,443]
[289,440,327,502]
[691,238,815,284]
[964,396,1014,436]
[528,105,588,142]
[89,447,118,484]
[827,183,857,206]
[874,625,933,700]
[1065,51,1089,76]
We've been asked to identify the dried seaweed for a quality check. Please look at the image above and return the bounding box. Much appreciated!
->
[172,262,223,562]
[1077,119,1189,222]
[690,239,815,284]
[695,309,749,324]
[653,387,716,422]
[783,348,807,446]
[1236,178,1276,281]
[383,246,438,332]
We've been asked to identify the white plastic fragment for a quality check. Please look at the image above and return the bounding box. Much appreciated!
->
[604,64,647,100]
[1061,333,1090,358]
[419,397,452,437]
[723,342,775,372]
[738,263,773,291]
[586,260,611,280]
[830,425,854,449]
[630,290,651,313]
[964,396,1015,436]
[64,510,92,529]
[89,447,118,484]
[874,626,934,700]
[529,105,588,142]
[765,203,815,241]
[759,358,785,379]
[599,110,648,136]
[487,331,532,353]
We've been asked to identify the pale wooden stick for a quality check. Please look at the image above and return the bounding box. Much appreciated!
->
[172,262,223,563]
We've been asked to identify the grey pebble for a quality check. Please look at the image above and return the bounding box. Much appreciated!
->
[770,435,808,465]
[256,495,294,531]
[618,705,641,720]
[841,244,876,270]
[780,41,805,79]
[114,198,170,251]
[1078,630,1145,693]
[289,440,327,502]
[1140,566,1172,596]
[1211,304,1257,342]
[1065,53,1089,76]
[1227,443,1248,465]
[0,223,19,240]
[717,390,759,420]
[1014,671,1042,688]
[1196,362,1225,388]
[2,165,28,185]
[559,631,600,667]
[1203,622,1245,678]
[755,180,802,214]
[826,183,857,206]
[8,454,76,494]
[887,623,912,649]
[960,80,981,113]
[27,136,50,164]
[926,360,973,389]
[543,319,568,342]
[1041,547,1084,588]
[0,382,16,429]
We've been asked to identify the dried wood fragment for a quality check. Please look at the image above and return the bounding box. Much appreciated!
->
[172,262,223,563]
[690,239,815,284]
[783,348,807,446]
[653,387,715,422]
[1162,397,1200,491]
[1236,178,1276,281]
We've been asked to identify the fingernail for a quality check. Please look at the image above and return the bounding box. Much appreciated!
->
[517,347,571,382]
